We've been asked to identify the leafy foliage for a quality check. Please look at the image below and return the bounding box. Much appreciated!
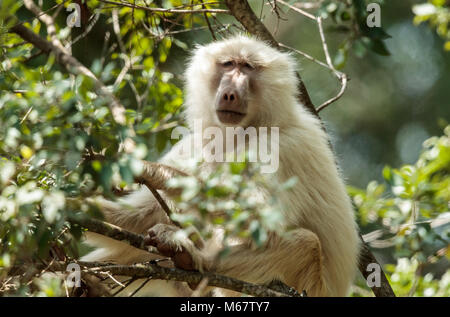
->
[167,159,291,249]
[413,0,450,51]
[349,126,450,296]
[0,0,205,296]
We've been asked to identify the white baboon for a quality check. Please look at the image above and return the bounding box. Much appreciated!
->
[81,35,360,297]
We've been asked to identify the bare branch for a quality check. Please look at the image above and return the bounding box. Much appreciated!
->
[68,215,164,257]
[316,74,348,112]
[23,0,65,51]
[315,16,348,112]
[98,0,229,14]
[276,0,316,21]
[30,261,299,297]
[6,257,300,297]
[276,1,349,112]
[136,160,187,226]
[224,0,278,46]
[278,42,335,73]
[358,234,396,297]
[200,0,217,40]
[316,17,334,69]
[85,263,295,297]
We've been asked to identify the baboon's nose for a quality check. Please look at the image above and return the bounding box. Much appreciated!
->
[216,87,246,124]
[220,89,239,108]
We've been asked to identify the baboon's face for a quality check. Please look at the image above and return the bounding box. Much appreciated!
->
[212,58,257,126]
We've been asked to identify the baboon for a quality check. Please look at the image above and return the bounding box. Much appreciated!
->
[82,35,360,297]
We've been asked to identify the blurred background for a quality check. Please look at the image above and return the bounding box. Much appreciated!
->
[271,0,450,188]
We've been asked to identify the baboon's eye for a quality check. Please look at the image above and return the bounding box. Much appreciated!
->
[222,61,233,67]
[243,62,254,70]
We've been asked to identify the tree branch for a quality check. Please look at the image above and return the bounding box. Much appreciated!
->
[98,0,229,14]
[68,214,164,257]
[277,1,348,112]
[358,234,396,297]
[9,260,299,297]
[82,262,296,297]
[23,0,65,51]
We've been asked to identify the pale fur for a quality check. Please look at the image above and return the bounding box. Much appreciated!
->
[81,35,360,297]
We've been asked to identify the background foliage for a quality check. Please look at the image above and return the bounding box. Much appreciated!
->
[0,0,449,296]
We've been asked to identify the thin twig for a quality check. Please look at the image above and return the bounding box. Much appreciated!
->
[279,42,334,72]
[276,0,316,20]
[23,0,66,51]
[101,271,126,288]
[200,0,217,40]
[13,0,69,30]
[276,0,348,112]
[98,0,229,14]
[146,185,182,229]
[316,74,348,112]
[68,215,164,257]
[317,17,334,70]
[315,16,348,111]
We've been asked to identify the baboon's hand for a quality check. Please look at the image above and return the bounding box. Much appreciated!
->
[144,223,199,271]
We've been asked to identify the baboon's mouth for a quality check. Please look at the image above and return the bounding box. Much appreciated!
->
[216,110,246,124]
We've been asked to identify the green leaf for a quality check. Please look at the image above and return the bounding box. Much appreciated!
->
[363,38,391,56]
